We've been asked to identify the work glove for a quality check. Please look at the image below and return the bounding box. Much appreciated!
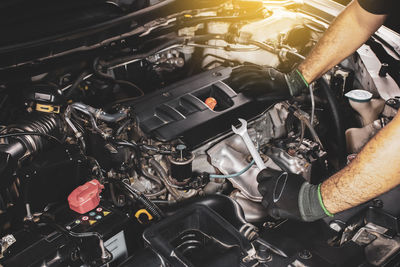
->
[257,168,334,222]
[228,65,309,100]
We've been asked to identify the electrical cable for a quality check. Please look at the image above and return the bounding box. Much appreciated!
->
[297,119,305,149]
[93,58,145,99]
[114,80,144,98]
[113,140,143,176]
[209,160,255,179]
[64,70,89,99]
[309,83,315,126]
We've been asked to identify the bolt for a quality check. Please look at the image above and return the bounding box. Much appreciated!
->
[212,72,222,77]
[379,63,389,77]
[263,222,276,229]
[298,250,312,260]
[372,198,383,208]
[258,246,272,262]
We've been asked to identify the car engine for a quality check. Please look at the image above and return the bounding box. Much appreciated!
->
[1,1,400,266]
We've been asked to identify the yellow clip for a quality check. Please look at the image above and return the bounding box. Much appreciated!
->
[89,220,97,225]
[135,209,153,223]
[184,14,192,18]
[36,103,60,114]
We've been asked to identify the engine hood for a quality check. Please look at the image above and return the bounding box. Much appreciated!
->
[0,0,229,73]
[0,0,125,47]
[1,0,399,82]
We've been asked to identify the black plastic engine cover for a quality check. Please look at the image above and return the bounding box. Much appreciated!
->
[129,67,269,148]
[143,204,252,267]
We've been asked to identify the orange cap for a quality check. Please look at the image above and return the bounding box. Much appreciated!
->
[205,97,217,110]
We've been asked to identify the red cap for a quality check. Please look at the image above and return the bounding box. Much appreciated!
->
[205,97,217,110]
[68,180,104,214]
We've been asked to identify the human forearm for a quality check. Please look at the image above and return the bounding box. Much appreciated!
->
[298,0,386,83]
[321,113,400,214]
[256,112,400,221]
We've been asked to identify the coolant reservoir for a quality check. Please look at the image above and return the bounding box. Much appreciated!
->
[345,119,383,154]
[345,89,385,126]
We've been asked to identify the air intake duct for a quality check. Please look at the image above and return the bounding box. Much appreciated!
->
[0,114,63,187]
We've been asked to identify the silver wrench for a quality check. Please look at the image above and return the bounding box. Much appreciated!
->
[232,118,265,171]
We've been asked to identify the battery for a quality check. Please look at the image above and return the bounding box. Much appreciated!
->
[1,200,142,267]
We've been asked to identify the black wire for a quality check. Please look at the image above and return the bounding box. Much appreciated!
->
[139,144,172,155]
[114,80,144,98]
[114,140,144,178]
[0,132,63,144]
[64,70,89,99]
[93,58,145,99]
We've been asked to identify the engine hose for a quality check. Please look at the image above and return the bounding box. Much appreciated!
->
[245,40,305,62]
[149,158,181,200]
[109,183,125,207]
[317,77,346,167]
[71,102,128,123]
[113,140,145,180]
[64,70,89,99]
[1,114,62,159]
[145,188,167,199]
[209,160,255,179]
[141,167,163,186]
[0,114,63,187]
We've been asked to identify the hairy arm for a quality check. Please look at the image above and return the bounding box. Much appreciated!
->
[321,113,400,213]
[298,0,387,83]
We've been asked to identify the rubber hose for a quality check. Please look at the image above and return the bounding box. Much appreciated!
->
[64,71,89,99]
[149,158,181,200]
[317,77,346,167]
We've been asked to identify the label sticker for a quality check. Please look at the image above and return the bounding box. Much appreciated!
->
[104,231,128,262]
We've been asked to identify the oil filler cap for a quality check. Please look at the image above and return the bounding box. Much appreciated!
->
[68,180,104,214]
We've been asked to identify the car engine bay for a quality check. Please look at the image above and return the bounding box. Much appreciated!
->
[1,0,400,266]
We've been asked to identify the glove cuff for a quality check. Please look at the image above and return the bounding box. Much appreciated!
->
[285,69,309,97]
[298,182,334,222]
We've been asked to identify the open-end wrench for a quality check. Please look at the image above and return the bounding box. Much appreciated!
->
[232,118,265,171]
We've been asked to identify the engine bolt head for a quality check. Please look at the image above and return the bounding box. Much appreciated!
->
[372,198,383,208]
[298,249,312,260]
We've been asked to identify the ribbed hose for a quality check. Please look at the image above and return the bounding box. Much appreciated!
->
[317,78,346,167]
[5,114,62,157]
